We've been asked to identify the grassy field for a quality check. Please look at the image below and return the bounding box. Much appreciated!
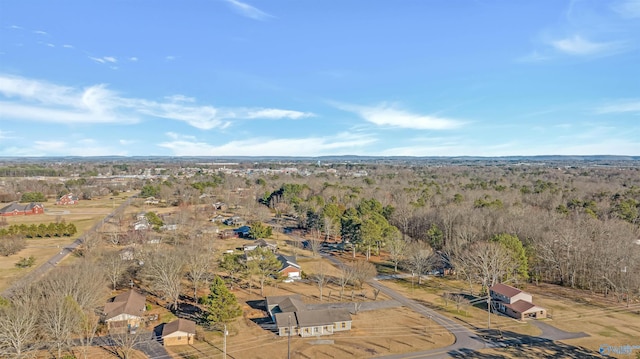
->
[378,276,640,358]
[0,195,129,292]
[167,303,454,359]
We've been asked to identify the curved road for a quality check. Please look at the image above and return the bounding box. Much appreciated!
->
[316,249,484,359]
[317,247,588,359]
[1,195,137,298]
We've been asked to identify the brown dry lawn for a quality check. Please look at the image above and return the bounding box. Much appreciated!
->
[0,195,130,292]
[168,304,453,359]
[379,277,640,358]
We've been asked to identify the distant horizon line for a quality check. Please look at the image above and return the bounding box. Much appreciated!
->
[1,154,639,160]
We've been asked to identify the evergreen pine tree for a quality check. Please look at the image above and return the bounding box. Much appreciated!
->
[200,275,242,325]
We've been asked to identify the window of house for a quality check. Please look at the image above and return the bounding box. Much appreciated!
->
[178,336,181,340]
[341,322,346,328]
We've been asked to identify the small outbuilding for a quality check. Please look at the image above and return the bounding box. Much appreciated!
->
[162,318,196,346]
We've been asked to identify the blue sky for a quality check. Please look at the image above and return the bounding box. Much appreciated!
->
[1,0,639,157]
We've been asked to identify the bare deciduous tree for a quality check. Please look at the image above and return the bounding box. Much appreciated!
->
[387,234,407,272]
[0,298,38,358]
[101,250,131,291]
[143,250,186,311]
[110,329,148,359]
[314,261,329,301]
[185,242,214,301]
[39,294,81,359]
[349,260,377,289]
[404,241,433,285]
[337,263,354,300]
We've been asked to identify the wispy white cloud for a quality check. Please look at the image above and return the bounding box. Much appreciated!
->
[158,132,375,156]
[0,130,14,139]
[550,35,628,56]
[223,0,273,20]
[33,30,48,36]
[243,108,313,120]
[62,44,74,49]
[336,102,464,130]
[0,74,314,129]
[595,99,640,114]
[165,55,176,61]
[89,56,117,64]
[9,25,23,30]
[0,76,136,125]
[119,139,136,145]
[129,57,138,62]
[612,0,640,18]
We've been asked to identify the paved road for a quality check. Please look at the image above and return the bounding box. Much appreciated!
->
[1,195,137,298]
[314,245,590,359]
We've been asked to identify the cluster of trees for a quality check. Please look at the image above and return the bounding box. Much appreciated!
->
[241,163,639,301]
[19,192,47,202]
[0,262,108,359]
[0,222,78,239]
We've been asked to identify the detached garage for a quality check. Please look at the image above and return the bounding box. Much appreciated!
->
[162,319,196,346]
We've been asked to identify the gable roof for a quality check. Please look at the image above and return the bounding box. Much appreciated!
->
[0,202,43,213]
[490,283,523,298]
[162,318,196,337]
[277,254,300,271]
[274,308,351,328]
[104,290,146,320]
[266,294,306,314]
[504,300,543,314]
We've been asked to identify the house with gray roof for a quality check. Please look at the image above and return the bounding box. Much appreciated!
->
[0,202,44,216]
[266,295,352,337]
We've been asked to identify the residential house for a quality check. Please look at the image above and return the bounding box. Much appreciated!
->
[134,220,150,231]
[489,283,546,320]
[212,202,226,210]
[243,238,277,253]
[56,193,79,205]
[162,318,196,346]
[103,290,146,333]
[210,215,225,223]
[234,225,251,238]
[224,216,245,226]
[430,251,455,276]
[144,197,159,205]
[266,295,352,337]
[277,254,301,281]
[0,202,44,216]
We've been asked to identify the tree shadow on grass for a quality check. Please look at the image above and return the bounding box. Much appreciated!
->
[448,329,606,359]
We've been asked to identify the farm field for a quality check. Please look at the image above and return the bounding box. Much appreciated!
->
[0,195,129,292]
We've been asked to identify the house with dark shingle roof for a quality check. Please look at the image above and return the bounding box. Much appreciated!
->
[490,283,546,320]
[277,254,301,281]
[266,295,352,337]
[103,290,146,333]
[0,202,44,216]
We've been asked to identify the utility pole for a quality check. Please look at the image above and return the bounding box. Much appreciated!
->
[487,295,491,330]
[223,324,228,358]
[287,315,292,359]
